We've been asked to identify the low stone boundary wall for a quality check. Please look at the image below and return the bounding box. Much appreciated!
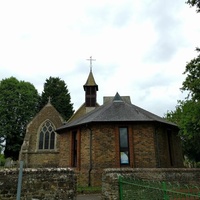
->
[102,168,200,200]
[0,167,76,200]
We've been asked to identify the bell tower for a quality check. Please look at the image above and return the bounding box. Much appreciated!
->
[83,57,98,111]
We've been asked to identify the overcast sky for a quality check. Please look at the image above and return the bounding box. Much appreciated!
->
[0,0,200,117]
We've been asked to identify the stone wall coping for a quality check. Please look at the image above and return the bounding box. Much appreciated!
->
[103,168,200,173]
[0,167,73,175]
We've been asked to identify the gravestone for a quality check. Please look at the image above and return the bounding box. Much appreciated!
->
[4,157,17,167]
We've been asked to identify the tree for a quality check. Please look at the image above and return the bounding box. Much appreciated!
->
[39,77,74,120]
[166,100,200,162]
[187,0,200,12]
[0,77,40,160]
[182,48,200,101]
[170,0,200,163]
[166,49,200,162]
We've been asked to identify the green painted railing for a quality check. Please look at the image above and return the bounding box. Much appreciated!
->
[119,176,200,200]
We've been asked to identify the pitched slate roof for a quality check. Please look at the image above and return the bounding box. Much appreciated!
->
[66,102,100,122]
[57,93,177,132]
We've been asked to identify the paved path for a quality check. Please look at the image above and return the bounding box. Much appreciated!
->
[77,193,101,200]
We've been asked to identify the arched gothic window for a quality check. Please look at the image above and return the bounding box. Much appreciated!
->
[38,120,56,150]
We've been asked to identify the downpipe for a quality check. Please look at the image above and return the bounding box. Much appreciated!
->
[155,125,161,168]
[86,125,93,187]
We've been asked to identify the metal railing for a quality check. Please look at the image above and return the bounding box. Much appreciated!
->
[119,176,200,200]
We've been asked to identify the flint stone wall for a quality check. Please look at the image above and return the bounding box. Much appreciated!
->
[102,168,200,200]
[0,168,76,200]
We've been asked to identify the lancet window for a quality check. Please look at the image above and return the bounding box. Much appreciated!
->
[38,120,56,150]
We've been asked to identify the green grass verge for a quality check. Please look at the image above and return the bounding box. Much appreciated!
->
[77,186,101,194]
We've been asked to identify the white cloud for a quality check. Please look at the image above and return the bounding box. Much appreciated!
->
[0,0,199,117]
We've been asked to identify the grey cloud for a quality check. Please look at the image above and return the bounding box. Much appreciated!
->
[141,0,184,62]
[78,2,134,34]
[89,3,134,27]
[134,71,177,90]
[112,5,134,27]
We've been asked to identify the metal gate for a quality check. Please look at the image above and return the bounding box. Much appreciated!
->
[119,176,200,200]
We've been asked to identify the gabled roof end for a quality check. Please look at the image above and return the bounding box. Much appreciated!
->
[113,92,123,102]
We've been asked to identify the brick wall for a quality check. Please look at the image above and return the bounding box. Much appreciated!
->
[155,126,170,167]
[171,130,183,167]
[58,122,183,187]
[155,125,183,168]
[59,132,71,167]
[102,168,200,200]
[133,123,157,167]
[0,167,76,200]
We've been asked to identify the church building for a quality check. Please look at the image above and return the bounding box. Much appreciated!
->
[19,98,64,167]
[19,62,183,186]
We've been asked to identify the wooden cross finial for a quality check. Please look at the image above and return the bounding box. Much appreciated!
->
[86,56,96,72]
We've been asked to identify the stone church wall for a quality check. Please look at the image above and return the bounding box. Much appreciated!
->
[27,152,60,167]
[19,103,64,168]
[0,168,76,200]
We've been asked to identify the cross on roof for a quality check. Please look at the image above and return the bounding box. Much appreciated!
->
[87,56,96,72]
